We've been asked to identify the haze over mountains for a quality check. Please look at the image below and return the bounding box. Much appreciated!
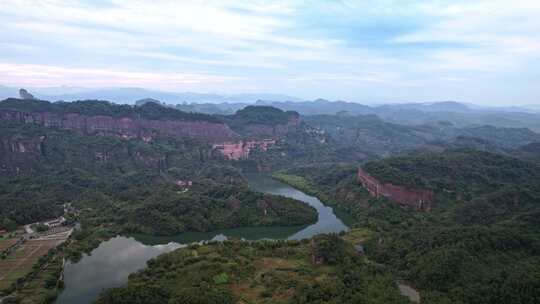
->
[1,85,538,112]
[4,86,540,133]
[2,0,540,303]
[0,85,301,104]
[2,87,540,303]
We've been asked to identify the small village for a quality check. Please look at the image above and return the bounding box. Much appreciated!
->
[0,204,79,303]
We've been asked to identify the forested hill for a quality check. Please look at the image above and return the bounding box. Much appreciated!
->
[0,98,308,145]
[226,105,299,126]
[274,149,540,303]
[0,98,221,122]
[0,121,317,233]
[303,114,540,156]
[0,98,301,127]
[363,149,540,195]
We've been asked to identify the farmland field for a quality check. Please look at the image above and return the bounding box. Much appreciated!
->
[0,238,19,252]
[0,239,65,291]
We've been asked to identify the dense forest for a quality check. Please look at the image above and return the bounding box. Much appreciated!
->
[224,105,298,127]
[2,97,540,303]
[97,234,410,304]
[0,98,221,122]
[0,121,317,234]
[303,114,540,156]
[275,150,540,304]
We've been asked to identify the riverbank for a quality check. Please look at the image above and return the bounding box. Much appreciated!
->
[96,234,411,304]
[272,172,335,204]
[272,172,423,303]
[56,174,350,304]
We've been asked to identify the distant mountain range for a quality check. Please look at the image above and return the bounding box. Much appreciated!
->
[1,85,538,112]
[0,85,302,104]
[2,86,540,131]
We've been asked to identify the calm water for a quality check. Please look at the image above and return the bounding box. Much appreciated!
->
[55,174,349,304]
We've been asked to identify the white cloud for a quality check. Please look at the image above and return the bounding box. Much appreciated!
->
[393,0,540,71]
[0,62,240,90]
[0,0,538,104]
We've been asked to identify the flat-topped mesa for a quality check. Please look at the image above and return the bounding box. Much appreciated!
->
[358,168,434,210]
[0,100,237,143]
[213,106,300,160]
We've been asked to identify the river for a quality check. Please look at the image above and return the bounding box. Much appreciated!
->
[55,174,349,304]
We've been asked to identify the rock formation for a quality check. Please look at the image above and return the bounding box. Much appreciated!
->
[358,168,433,210]
[213,139,276,160]
[0,101,303,161]
[0,135,46,173]
[19,89,35,100]
[0,109,236,143]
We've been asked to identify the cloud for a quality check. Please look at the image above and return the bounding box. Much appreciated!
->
[0,62,240,90]
[0,0,538,104]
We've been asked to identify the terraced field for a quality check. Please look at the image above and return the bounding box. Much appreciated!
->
[0,238,19,253]
[0,238,65,291]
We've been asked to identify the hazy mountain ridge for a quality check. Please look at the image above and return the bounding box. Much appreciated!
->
[0,85,302,104]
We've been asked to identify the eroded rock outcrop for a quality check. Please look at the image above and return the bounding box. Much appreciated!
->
[213,139,276,160]
[19,88,35,100]
[0,135,46,173]
[0,109,236,143]
[358,168,433,210]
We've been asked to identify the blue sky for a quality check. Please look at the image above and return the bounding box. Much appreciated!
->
[0,0,539,105]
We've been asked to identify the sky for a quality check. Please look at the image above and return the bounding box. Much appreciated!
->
[0,0,539,105]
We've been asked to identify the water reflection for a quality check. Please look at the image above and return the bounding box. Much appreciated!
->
[56,236,182,304]
[56,174,349,304]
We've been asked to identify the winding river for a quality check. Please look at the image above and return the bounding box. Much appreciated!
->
[55,174,350,304]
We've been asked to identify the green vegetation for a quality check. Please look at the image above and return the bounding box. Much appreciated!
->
[0,98,221,122]
[3,97,540,303]
[0,122,316,234]
[0,168,316,236]
[281,150,540,304]
[229,105,298,126]
[97,234,410,304]
[0,111,318,302]
[272,172,334,204]
[0,239,67,303]
[303,114,540,156]
[274,165,366,212]
[363,149,540,205]
[303,114,433,155]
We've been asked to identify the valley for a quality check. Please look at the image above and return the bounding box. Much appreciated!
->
[56,174,349,304]
[0,96,539,304]
[2,2,540,303]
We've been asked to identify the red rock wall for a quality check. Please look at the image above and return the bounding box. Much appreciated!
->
[0,136,46,173]
[213,139,276,160]
[358,168,433,210]
[238,114,300,139]
[0,109,237,143]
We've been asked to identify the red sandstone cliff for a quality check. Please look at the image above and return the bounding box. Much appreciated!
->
[212,112,299,160]
[233,112,301,139]
[0,135,46,173]
[0,109,237,143]
[0,106,301,161]
[212,139,276,160]
[358,168,434,210]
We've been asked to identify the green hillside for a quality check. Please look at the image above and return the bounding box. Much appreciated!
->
[275,150,540,304]
[97,234,409,304]
[0,122,317,234]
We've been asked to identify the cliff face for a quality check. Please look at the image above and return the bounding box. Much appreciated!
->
[358,168,433,210]
[213,111,299,160]
[0,135,46,173]
[0,103,305,162]
[232,112,301,139]
[0,109,237,143]
[213,139,276,160]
